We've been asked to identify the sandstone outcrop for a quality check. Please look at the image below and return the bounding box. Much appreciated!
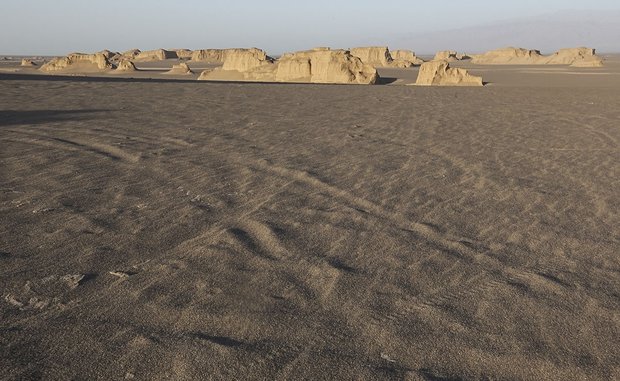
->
[391,50,425,66]
[190,48,271,65]
[276,49,378,84]
[39,53,113,72]
[470,47,604,66]
[174,49,193,59]
[133,49,178,62]
[350,47,392,67]
[198,48,378,85]
[164,63,193,75]
[433,51,461,62]
[121,49,141,60]
[350,47,423,68]
[21,59,37,67]
[115,60,137,72]
[415,60,483,86]
[545,47,604,66]
[470,47,545,64]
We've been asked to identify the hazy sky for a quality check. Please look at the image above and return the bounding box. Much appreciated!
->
[2,0,619,55]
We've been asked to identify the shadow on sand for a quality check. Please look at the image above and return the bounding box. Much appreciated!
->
[0,109,113,127]
[0,73,398,86]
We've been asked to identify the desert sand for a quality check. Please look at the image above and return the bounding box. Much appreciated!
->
[1,51,620,380]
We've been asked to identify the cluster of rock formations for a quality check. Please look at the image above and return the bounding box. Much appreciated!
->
[349,47,424,68]
[198,48,378,85]
[39,53,114,72]
[33,44,603,86]
[470,47,603,67]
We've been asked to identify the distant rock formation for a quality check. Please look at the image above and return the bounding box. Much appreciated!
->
[545,47,604,66]
[415,60,483,86]
[471,47,603,66]
[350,47,423,68]
[164,63,193,75]
[121,49,141,60]
[98,50,120,61]
[433,51,465,62]
[115,60,137,72]
[197,49,275,81]
[391,50,425,66]
[570,56,604,67]
[133,49,178,62]
[350,47,392,67]
[173,49,193,59]
[221,49,274,71]
[198,48,378,85]
[190,48,270,65]
[276,49,378,84]
[39,53,113,72]
[21,59,37,67]
[470,47,544,64]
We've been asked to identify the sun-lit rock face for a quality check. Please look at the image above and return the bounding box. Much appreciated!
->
[164,63,193,75]
[133,49,178,62]
[545,47,604,66]
[470,46,604,67]
[198,48,378,85]
[115,60,137,72]
[391,50,425,66]
[21,59,37,67]
[350,47,392,67]
[433,51,458,62]
[39,53,113,72]
[470,47,545,64]
[415,60,483,86]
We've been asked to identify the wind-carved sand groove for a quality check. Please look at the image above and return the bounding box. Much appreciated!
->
[247,158,588,314]
[4,130,142,163]
[211,217,348,303]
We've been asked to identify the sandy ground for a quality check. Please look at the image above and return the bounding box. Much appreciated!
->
[1,60,619,380]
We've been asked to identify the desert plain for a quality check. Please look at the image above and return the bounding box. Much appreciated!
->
[1,49,619,380]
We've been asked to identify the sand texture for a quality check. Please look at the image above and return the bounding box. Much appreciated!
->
[0,60,619,380]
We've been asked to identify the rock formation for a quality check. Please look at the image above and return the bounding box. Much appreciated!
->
[197,49,275,81]
[350,47,423,68]
[276,49,378,84]
[121,49,141,60]
[415,60,483,86]
[98,50,120,60]
[21,59,37,67]
[164,63,193,75]
[39,53,113,72]
[133,49,178,62]
[470,47,603,66]
[198,48,378,85]
[221,49,274,71]
[470,47,544,64]
[391,50,425,66]
[190,48,270,65]
[545,47,604,66]
[570,56,604,67]
[350,47,392,67]
[174,49,193,59]
[115,60,137,72]
[433,51,461,62]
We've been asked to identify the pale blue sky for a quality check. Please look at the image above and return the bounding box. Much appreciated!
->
[2,0,619,55]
